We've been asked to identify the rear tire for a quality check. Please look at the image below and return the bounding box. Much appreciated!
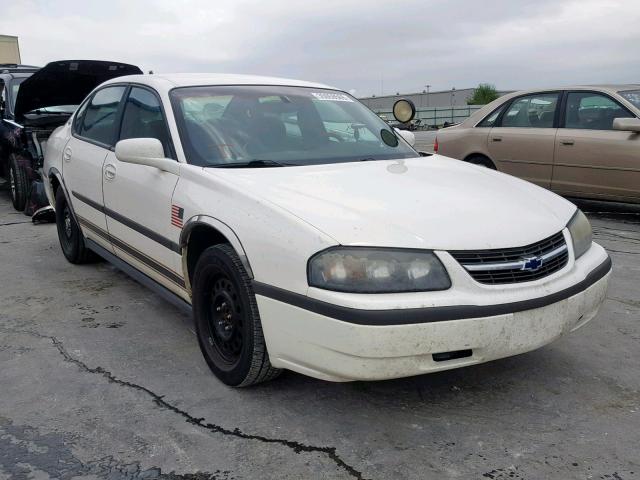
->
[9,154,29,211]
[192,244,281,387]
[55,188,98,264]
[466,154,496,169]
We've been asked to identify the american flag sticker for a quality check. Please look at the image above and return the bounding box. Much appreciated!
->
[171,205,184,228]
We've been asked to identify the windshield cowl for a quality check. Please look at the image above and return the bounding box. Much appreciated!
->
[208,159,296,168]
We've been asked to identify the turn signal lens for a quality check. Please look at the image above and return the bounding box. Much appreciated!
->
[567,209,592,259]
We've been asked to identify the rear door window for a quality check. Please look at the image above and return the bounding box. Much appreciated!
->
[565,92,634,130]
[78,86,126,146]
[501,93,560,128]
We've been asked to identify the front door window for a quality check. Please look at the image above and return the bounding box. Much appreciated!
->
[565,92,634,130]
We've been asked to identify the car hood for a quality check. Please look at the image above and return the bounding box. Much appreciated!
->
[208,156,577,250]
[14,60,142,121]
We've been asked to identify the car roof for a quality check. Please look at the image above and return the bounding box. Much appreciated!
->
[2,72,35,80]
[0,64,39,74]
[500,84,640,98]
[101,73,338,91]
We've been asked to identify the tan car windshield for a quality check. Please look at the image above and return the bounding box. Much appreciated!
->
[619,90,640,110]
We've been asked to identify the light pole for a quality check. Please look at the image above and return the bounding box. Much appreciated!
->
[450,87,456,125]
[424,84,431,108]
[424,85,432,127]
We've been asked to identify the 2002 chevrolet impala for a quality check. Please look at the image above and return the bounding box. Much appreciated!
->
[43,74,611,386]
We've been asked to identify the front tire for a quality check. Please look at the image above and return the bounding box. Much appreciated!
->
[8,154,29,211]
[55,188,98,264]
[192,244,281,387]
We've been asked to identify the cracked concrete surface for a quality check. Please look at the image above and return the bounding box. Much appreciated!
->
[1,189,639,479]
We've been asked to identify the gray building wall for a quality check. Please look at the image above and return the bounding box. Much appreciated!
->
[359,88,513,127]
[360,88,478,110]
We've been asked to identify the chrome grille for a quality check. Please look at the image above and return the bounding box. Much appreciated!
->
[450,231,568,285]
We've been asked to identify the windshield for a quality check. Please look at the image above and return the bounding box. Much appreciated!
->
[170,85,417,167]
[619,89,640,110]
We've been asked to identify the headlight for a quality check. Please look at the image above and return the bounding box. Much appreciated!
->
[308,247,451,293]
[567,209,592,259]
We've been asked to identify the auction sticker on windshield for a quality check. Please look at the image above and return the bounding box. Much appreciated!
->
[311,92,353,102]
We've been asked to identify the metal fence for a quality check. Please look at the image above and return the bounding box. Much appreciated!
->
[375,105,483,128]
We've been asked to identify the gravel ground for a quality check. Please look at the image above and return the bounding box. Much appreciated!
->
[0,187,638,480]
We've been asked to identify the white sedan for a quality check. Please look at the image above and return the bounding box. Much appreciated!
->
[43,74,611,386]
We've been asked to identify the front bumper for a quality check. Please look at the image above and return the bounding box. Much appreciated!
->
[255,246,611,382]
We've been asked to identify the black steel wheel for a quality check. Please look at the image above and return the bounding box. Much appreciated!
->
[55,188,98,264]
[208,276,244,367]
[193,244,281,387]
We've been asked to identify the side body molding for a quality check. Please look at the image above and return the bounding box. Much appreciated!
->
[180,215,254,285]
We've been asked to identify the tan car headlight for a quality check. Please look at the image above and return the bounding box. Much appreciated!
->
[308,247,451,293]
[567,209,592,259]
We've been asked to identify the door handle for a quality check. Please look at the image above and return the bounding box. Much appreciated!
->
[560,139,575,146]
[104,164,117,180]
[492,137,502,142]
[63,146,72,162]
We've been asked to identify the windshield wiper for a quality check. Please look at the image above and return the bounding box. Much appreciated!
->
[210,159,296,168]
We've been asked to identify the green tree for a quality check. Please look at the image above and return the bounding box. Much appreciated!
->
[467,83,499,105]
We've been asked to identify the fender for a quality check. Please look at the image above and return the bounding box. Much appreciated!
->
[180,214,254,282]
[47,167,81,225]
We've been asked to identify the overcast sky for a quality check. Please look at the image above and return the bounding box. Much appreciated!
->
[2,0,639,97]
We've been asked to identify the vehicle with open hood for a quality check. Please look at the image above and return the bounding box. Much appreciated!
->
[0,63,39,198]
[0,60,141,212]
[44,74,611,387]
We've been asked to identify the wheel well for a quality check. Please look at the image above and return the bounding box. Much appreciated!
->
[463,153,496,169]
[185,225,230,284]
[49,174,61,197]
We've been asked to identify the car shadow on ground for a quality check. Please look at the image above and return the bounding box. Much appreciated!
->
[246,344,588,411]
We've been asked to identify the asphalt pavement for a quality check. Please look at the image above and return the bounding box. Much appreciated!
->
[1,187,639,480]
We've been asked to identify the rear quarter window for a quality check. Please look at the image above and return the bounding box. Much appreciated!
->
[477,104,507,127]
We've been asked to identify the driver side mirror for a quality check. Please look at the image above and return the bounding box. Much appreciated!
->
[394,127,416,147]
[115,138,180,175]
[613,117,640,133]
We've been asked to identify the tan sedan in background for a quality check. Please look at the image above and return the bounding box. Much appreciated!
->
[435,85,640,203]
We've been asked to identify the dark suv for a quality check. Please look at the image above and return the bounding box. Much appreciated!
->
[1,60,142,213]
[0,64,40,209]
